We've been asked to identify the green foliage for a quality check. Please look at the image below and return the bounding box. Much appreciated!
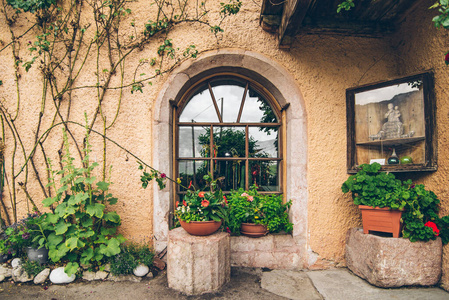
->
[342,163,449,244]
[108,243,155,276]
[227,186,293,235]
[22,259,46,277]
[6,0,55,13]
[0,213,48,257]
[337,0,355,13]
[175,175,228,223]
[431,0,449,29]
[341,163,405,209]
[41,122,124,277]
[139,164,166,190]
[220,0,242,16]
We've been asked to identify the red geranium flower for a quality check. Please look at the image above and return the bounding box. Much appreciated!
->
[201,199,210,207]
[188,181,192,189]
[160,173,166,178]
[425,221,440,236]
[223,195,228,204]
[226,227,231,233]
[198,191,205,198]
[183,200,187,206]
[175,201,179,207]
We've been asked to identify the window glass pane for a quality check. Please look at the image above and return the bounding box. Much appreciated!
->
[178,160,209,191]
[249,127,278,158]
[249,161,279,192]
[178,126,210,158]
[210,80,245,122]
[180,84,219,122]
[213,126,246,157]
[240,88,278,123]
[214,160,246,191]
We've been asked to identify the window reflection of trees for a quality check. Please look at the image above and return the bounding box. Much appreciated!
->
[177,77,281,194]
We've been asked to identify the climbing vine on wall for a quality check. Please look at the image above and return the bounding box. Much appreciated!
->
[0,0,242,224]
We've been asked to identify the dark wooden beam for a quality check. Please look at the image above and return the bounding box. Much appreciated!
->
[278,0,314,48]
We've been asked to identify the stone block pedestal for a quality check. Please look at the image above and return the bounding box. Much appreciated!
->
[345,228,442,287]
[167,227,230,295]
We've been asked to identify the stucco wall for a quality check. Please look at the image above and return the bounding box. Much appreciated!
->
[0,0,446,282]
[391,1,449,289]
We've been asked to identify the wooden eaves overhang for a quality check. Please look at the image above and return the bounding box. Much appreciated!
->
[261,0,425,49]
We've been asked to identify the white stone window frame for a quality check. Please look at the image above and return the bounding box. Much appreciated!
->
[153,49,307,255]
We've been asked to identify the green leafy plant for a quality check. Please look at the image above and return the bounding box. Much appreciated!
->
[109,243,155,276]
[227,186,293,235]
[342,163,449,244]
[41,123,124,276]
[341,163,406,209]
[22,259,46,277]
[174,175,228,223]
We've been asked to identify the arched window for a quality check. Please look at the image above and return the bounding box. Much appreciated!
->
[175,75,283,198]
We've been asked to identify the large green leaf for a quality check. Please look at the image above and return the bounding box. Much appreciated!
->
[64,262,79,277]
[86,203,105,218]
[45,213,60,224]
[104,212,120,223]
[80,248,94,265]
[99,238,121,257]
[66,236,85,250]
[47,232,64,247]
[68,192,89,205]
[96,181,110,191]
[55,220,69,235]
[43,196,58,207]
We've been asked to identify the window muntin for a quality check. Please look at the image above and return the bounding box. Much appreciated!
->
[176,76,282,194]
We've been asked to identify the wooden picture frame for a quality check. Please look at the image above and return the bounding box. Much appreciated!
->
[346,72,436,173]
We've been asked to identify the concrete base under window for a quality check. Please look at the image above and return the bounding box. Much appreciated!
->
[167,227,231,295]
[345,228,442,287]
[231,233,305,269]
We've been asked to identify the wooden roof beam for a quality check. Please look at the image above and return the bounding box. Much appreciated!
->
[278,0,314,49]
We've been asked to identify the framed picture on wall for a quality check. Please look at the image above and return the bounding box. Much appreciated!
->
[346,72,436,173]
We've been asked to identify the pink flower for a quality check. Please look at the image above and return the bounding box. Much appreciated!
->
[241,193,249,197]
[160,173,166,178]
[247,196,254,202]
[226,227,231,233]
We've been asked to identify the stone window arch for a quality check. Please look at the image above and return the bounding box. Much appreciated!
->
[153,50,307,256]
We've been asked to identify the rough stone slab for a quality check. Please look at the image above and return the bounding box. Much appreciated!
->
[34,268,50,284]
[307,269,449,300]
[167,227,230,295]
[345,228,442,287]
[261,270,322,300]
[95,271,108,280]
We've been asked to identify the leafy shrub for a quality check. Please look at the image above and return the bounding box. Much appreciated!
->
[227,186,293,235]
[109,243,155,276]
[41,124,124,276]
[342,163,449,244]
[22,259,45,277]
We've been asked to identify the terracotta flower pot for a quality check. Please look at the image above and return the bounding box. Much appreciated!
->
[240,223,268,238]
[359,205,403,238]
[179,220,222,236]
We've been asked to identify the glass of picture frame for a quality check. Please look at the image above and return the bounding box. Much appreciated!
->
[346,72,436,173]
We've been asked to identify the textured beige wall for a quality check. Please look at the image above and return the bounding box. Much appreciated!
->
[0,0,447,281]
[391,1,449,289]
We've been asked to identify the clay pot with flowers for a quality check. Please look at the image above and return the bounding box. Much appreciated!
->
[342,162,449,244]
[227,185,293,237]
[174,175,229,236]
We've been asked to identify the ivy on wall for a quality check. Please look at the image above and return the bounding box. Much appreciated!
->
[0,0,242,224]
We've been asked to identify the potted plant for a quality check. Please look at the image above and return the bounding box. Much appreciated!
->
[342,162,449,243]
[174,175,228,236]
[21,213,49,265]
[227,186,293,237]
